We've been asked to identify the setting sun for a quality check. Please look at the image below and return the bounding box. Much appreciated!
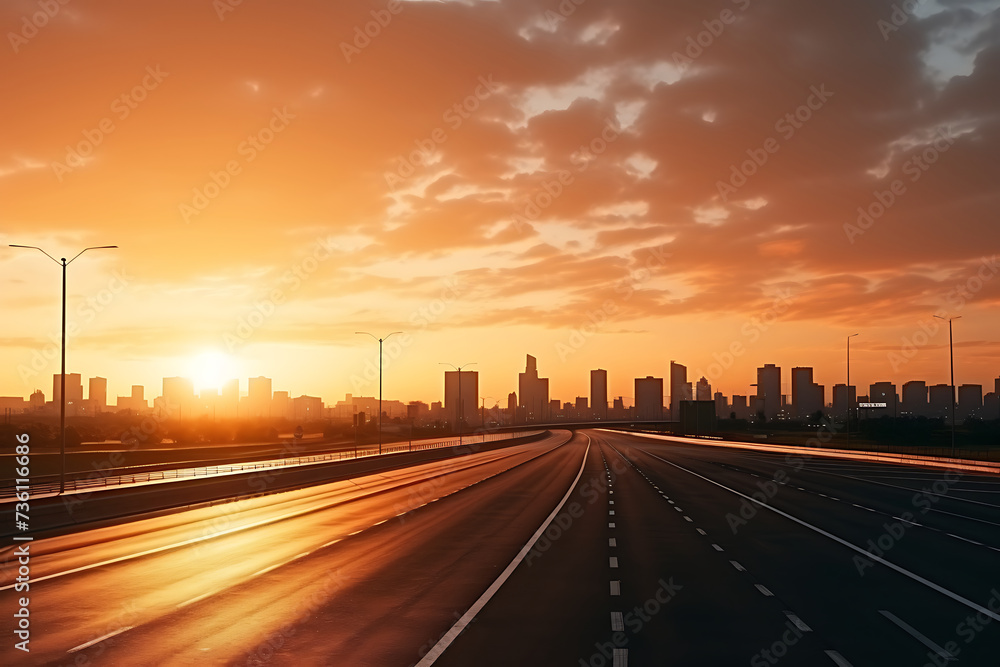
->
[186,350,237,394]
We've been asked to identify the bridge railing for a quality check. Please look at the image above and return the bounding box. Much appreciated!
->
[0,430,544,499]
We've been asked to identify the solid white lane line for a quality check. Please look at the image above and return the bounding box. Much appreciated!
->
[415,438,592,666]
[784,611,811,632]
[610,557,619,568]
[250,563,283,578]
[611,581,621,595]
[946,533,983,546]
[68,626,135,653]
[643,450,1000,624]
[611,611,624,632]
[879,610,955,660]
[755,584,773,596]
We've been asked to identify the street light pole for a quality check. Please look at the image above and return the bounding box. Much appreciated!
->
[441,362,476,446]
[480,396,495,430]
[934,315,961,454]
[847,333,858,450]
[356,331,402,456]
[10,244,117,494]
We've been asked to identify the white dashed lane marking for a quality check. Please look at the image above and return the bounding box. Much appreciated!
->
[784,612,812,632]
[879,610,954,661]
[825,650,853,666]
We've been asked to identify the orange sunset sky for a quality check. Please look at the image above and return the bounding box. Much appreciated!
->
[1,0,998,407]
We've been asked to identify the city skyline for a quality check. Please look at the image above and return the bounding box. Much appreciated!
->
[4,357,997,424]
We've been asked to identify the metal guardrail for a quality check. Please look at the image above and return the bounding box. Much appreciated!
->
[0,430,544,499]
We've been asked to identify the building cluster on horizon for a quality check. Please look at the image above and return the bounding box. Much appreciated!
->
[2,358,998,427]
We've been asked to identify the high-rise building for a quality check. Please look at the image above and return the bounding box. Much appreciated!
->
[756,364,781,420]
[272,390,291,420]
[248,376,272,418]
[29,390,45,411]
[292,395,323,421]
[52,373,83,405]
[901,381,927,417]
[575,396,588,420]
[984,391,1000,420]
[695,376,712,401]
[88,377,107,413]
[445,369,479,427]
[958,384,983,421]
[714,391,728,419]
[928,384,951,419]
[869,382,898,417]
[669,361,688,420]
[635,376,664,421]
[197,388,218,418]
[590,369,608,420]
[833,384,856,421]
[162,377,195,419]
[116,385,147,414]
[731,395,749,420]
[518,354,549,422]
[791,367,823,419]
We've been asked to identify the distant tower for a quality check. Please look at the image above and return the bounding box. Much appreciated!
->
[518,354,549,422]
[756,364,781,420]
[635,376,664,421]
[669,361,688,419]
[590,369,608,420]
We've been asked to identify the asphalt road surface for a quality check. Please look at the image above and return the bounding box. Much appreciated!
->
[3,428,999,665]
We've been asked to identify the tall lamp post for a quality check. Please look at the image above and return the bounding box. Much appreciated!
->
[847,333,858,450]
[356,331,402,455]
[480,395,496,429]
[10,244,118,493]
[441,362,476,446]
[933,315,961,454]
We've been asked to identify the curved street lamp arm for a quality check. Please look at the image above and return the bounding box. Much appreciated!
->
[9,244,61,265]
[68,245,118,265]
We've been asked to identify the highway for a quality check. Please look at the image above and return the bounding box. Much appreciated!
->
[3,428,999,665]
